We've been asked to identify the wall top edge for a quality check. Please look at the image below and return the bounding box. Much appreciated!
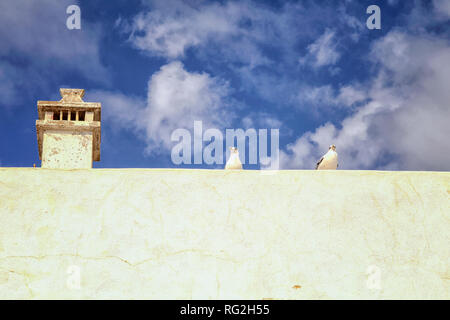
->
[0,168,448,175]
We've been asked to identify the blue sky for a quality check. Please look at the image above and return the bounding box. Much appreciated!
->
[0,0,449,170]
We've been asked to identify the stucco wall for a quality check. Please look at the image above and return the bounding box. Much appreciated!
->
[0,168,448,299]
[42,131,93,169]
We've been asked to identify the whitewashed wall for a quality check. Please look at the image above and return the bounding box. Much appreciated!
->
[0,168,448,299]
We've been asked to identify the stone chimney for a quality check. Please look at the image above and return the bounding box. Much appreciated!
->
[36,89,101,169]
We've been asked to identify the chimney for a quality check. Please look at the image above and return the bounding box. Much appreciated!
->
[36,89,101,169]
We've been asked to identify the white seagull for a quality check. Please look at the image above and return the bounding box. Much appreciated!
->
[316,145,338,170]
[225,147,243,170]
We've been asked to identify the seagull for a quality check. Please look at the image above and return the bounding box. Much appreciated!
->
[225,147,243,170]
[316,145,338,170]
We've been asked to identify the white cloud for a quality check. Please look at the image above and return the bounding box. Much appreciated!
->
[336,86,367,106]
[339,9,365,37]
[123,0,272,67]
[283,31,450,170]
[299,29,341,68]
[119,0,368,112]
[128,2,238,59]
[241,113,282,129]
[0,0,108,106]
[297,85,336,108]
[142,61,233,152]
[91,61,234,154]
[433,0,450,19]
[89,90,146,131]
[296,84,366,112]
[121,1,321,70]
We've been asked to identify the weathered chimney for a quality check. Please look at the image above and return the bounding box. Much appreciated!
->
[36,89,101,169]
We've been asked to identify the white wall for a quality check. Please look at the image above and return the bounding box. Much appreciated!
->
[0,168,448,299]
